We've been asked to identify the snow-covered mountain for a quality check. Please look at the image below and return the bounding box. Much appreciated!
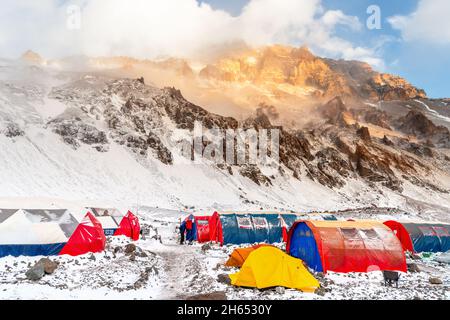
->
[1,51,450,219]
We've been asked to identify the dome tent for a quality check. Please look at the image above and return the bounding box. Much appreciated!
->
[229,246,320,292]
[225,244,272,267]
[0,209,105,257]
[287,220,407,273]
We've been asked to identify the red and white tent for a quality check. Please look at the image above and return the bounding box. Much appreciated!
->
[0,209,106,257]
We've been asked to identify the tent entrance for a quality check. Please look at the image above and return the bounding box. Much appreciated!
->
[289,222,323,272]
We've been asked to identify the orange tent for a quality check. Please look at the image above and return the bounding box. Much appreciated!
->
[225,244,271,267]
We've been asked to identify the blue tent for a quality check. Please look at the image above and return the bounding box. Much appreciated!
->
[401,222,450,253]
[219,213,297,245]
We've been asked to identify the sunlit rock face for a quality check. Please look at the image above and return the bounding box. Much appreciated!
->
[199,45,427,102]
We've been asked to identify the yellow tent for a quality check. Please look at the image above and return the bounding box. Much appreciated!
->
[229,246,320,292]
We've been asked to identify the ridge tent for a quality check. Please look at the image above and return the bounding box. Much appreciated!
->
[384,221,450,253]
[286,220,407,273]
[229,246,320,292]
[0,209,105,258]
[180,212,298,245]
[113,211,140,241]
[87,208,122,236]
[88,208,141,240]
[225,244,271,267]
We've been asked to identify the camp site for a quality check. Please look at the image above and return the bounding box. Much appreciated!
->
[0,202,448,300]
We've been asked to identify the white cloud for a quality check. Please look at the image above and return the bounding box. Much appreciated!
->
[388,0,450,44]
[0,0,382,67]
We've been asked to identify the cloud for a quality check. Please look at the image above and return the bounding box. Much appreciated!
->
[388,0,450,45]
[0,0,382,67]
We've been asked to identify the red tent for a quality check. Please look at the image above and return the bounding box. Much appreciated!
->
[383,221,414,252]
[114,211,140,241]
[194,212,223,244]
[59,212,106,256]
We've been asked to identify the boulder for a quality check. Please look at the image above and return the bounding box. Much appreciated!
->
[201,243,212,252]
[315,286,330,296]
[129,252,136,262]
[275,286,285,294]
[407,263,421,273]
[124,243,136,255]
[136,250,148,258]
[217,274,231,285]
[429,277,443,285]
[25,264,45,281]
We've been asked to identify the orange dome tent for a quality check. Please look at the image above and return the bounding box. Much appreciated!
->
[225,244,271,267]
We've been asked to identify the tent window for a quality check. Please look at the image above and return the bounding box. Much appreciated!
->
[433,227,449,237]
[236,217,253,229]
[197,220,209,226]
[359,229,378,239]
[419,226,436,236]
[253,217,268,229]
[340,228,359,239]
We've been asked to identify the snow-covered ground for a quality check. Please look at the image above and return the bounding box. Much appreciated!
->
[1,207,448,300]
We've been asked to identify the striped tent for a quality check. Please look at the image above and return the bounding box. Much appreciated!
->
[0,209,105,258]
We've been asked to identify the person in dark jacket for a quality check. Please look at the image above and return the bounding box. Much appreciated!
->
[179,221,186,245]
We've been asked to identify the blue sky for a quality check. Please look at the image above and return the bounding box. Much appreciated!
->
[203,0,450,98]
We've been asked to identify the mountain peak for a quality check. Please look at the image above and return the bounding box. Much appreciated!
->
[199,44,427,102]
[20,50,44,64]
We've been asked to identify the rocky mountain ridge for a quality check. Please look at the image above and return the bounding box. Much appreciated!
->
[1,51,450,216]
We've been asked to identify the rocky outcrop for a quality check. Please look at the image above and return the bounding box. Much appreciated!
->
[239,165,272,186]
[363,109,391,129]
[356,126,371,142]
[319,97,350,127]
[49,118,109,151]
[157,87,239,130]
[370,74,426,101]
[353,144,401,190]
[396,110,450,147]
[2,123,24,138]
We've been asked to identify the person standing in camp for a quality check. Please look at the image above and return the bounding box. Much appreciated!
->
[179,219,186,245]
[185,218,193,245]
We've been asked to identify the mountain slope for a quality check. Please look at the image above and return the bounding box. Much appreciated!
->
[1,54,450,218]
